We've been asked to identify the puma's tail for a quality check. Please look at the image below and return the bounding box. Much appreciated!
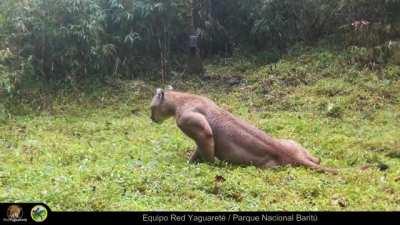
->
[312,165,338,175]
[302,160,338,175]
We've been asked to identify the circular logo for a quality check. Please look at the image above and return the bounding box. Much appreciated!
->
[7,205,23,219]
[30,205,48,222]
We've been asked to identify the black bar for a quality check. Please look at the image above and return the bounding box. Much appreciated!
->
[1,203,399,225]
[51,211,400,225]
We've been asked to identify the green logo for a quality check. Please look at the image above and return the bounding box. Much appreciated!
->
[30,205,48,222]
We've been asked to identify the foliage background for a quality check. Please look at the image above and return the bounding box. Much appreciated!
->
[0,0,399,90]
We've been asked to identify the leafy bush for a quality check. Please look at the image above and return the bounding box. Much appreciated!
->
[0,0,399,87]
[0,48,34,95]
[250,0,341,49]
[0,48,14,94]
[345,41,400,69]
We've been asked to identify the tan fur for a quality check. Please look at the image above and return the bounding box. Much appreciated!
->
[150,89,337,174]
[8,205,22,219]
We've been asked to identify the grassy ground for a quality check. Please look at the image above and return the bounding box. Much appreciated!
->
[1,47,400,211]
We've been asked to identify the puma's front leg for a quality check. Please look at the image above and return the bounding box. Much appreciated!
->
[177,111,215,163]
[189,149,202,163]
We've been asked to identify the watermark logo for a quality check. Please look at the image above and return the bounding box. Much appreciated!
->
[3,204,27,222]
[30,205,48,222]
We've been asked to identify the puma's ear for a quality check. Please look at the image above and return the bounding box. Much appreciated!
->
[156,88,164,99]
[165,85,173,91]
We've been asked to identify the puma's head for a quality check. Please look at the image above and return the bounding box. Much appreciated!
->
[150,88,174,123]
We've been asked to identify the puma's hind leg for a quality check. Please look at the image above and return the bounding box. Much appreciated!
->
[280,139,321,164]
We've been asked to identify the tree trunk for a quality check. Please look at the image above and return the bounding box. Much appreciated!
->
[187,0,204,75]
[158,22,168,85]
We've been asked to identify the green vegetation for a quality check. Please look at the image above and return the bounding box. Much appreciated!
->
[0,0,399,212]
[1,47,399,210]
[1,0,400,88]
